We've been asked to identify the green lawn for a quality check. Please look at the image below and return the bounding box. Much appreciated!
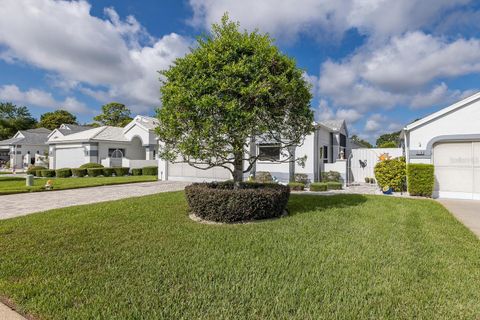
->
[0,175,157,195]
[1,193,480,319]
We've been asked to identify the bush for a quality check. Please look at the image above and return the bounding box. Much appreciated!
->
[27,165,46,176]
[310,182,328,191]
[407,164,434,197]
[184,182,290,223]
[374,157,406,192]
[327,182,342,190]
[142,166,158,176]
[87,168,104,177]
[39,169,55,177]
[321,171,341,182]
[71,168,87,177]
[55,168,72,178]
[254,171,273,183]
[114,167,130,176]
[102,168,114,177]
[131,168,143,176]
[288,182,305,191]
[80,163,104,169]
[293,173,309,184]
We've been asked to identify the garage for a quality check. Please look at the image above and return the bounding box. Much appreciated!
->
[55,147,85,169]
[167,162,231,182]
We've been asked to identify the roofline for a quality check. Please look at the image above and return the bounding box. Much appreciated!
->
[405,91,480,131]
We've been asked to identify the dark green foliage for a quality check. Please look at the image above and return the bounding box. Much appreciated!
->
[55,168,72,178]
[310,182,328,191]
[131,168,143,176]
[80,163,104,169]
[321,171,341,182]
[114,167,129,176]
[71,168,87,177]
[407,164,435,197]
[38,110,77,130]
[365,177,370,183]
[27,166,46,176]
[327,182,342,190]
[184,182,290,223]
[142,166,158,176]
[39,169,55,177]
[288,182,304,191]
[374,157,406,192]
[255,171,273,183]
[350,135,373,148]
[293,173,309,184]
[93,103,132,127]
[377,141,398,148]
[102,168,114,177]
[87,168,103,177]
[376,131,401,148]
[0,102,37,140]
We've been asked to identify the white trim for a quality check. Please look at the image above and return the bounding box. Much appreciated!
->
[435,191,479,200]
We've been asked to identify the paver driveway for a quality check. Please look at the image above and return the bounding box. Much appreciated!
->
[0,181,189,220]
[438,199,480,238]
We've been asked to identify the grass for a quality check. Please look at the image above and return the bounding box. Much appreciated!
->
[1,193,480,319]
[0,175,157,195]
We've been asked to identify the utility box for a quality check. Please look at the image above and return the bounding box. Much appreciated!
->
[26,174,34,187]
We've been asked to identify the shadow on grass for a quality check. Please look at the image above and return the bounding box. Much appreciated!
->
[0,177,25,182]
[288,194,368,216]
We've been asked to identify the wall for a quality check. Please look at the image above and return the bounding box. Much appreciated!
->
[349,148,403,183]
[325,160,347,186]
[10,144,48,169]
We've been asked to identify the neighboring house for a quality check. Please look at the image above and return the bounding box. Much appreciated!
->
[47,115,159,169]
[401,92,480,200]
[0,128,51,169]
[159,119,351,183]
[48,123,94,141]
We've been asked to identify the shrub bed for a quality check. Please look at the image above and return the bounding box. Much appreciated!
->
[142,166,158,176]
[102,168,114,177]
[39,169,56,177]
[184,182,290,223]
[56,168,72,178]
[254,171,273,183]
[131,168,143,176]
[87,168,104,177]
[80,163,104,169]
[374,157,406,192]
[114,167,130,176]
[407,164,435,197]
[321,171,341,182]
[288,182,305,191]
[27,166,46,176]
[294,173,309,184]
[71,168,87,177]
[327,182,342,190]
[310,182,328,192]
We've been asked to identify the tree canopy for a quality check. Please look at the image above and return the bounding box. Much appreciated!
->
[0,102,37,140]
[350,135,373,148]
[156,15,314,183]
[376,131,401,148]
[94,102,132,127]
[38,110,78,130]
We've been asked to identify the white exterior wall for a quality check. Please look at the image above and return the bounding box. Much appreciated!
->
[350,148,403,183]
[325,160,347,186]
[10,144,48,169]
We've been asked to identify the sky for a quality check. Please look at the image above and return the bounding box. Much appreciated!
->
[1,0,480,143]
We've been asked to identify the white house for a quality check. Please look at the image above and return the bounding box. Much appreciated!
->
[401,92,480,200]
[159,119,352,183]
[0,128,51,169]
[47,115,159,169]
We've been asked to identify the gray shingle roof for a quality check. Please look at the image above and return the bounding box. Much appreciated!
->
[0,128,51,146]
[318,120,345,132]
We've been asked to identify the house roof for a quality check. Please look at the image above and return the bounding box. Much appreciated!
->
[123,115,159,133]
[0,128,51,146]
[49,124,95,138]
[48,126,128,143]
[404,91,480,131]
[316,119,348,136]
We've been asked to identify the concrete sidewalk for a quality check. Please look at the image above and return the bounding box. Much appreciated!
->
[0,302,26,320]
[438,199,480,238]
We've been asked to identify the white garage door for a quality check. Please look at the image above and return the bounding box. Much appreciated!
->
[433,142,480,199]
[167,162,231,182]
[55,147,85,169]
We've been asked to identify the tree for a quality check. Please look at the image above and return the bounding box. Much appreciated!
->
[156,15,314,185]
[0,102,37,139]
[38,110,78,130]
[376,130,401,147]
[377,141,397,148]
[94,102,132,127]
[350,135,373,148]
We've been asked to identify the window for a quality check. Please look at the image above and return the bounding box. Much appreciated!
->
[321,146,328,163]
[258,144,281,161]
[108,148,125,158]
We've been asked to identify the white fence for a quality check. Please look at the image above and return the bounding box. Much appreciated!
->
[349,148,403,183]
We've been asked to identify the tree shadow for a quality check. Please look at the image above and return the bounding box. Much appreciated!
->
[287,194,368,216]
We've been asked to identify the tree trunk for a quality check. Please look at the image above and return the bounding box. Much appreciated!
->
[233,151,243,189]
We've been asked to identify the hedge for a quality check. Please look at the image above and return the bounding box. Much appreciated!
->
[27,166,46,176]
[102,168,114,177]
[288,182,305,191]
[114,167,130,176]
[321,171,341,182]
[327,182,342,190]
[87,168,104,177]
[184,182,290,223]
[55,168,72,178]
[407,164,435,197]
[72,168,87,177]
[39,169,56,177]
[80,163,104,169]
[374,157,406,192]
[142,166,158,176]
[310,182,328,191]
[131,168,143,176]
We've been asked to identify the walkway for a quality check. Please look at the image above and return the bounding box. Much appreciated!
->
[0,181,189,220]
[438,199,480,238]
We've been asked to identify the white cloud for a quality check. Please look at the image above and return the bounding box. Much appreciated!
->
[0,0,191,113]
[0,84,92,114]
[364,114,383,132]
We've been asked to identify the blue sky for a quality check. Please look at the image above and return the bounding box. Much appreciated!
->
[1,0,480,142]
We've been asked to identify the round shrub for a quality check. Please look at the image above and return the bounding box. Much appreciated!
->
[374,157,406,192]
[131,168,143,176]
[407,164,434,197]
[27,165,46,176]
[254,171,273,183]
[142,166,158,176]
[39,169,56,177]
[185,182,290,223]
[294,173,309,184]
[102,168,114,177]
[321,171,341,182]
[327,182,342,190]
[288,182,304,191]
[310,182,328,192]
[55,168,72,178]
[87,168,104,177]
[72,168,87,177]
[80,162,104,169]
[114,167,130,176]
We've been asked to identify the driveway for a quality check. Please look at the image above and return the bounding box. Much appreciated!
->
[438,199,480,238]
[0,181,189,220]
